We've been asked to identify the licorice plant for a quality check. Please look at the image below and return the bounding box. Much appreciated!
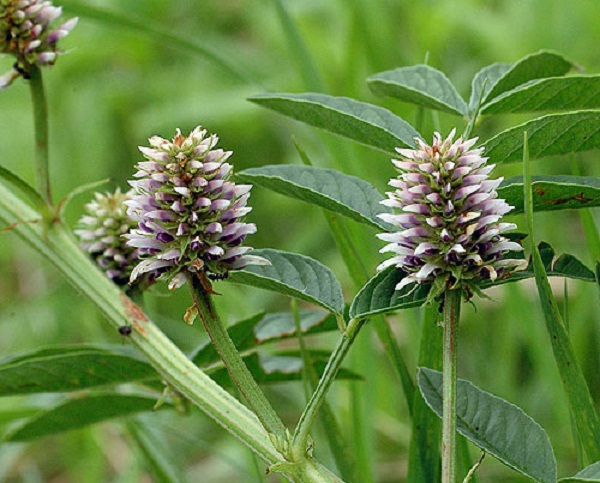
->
[1,2,600,482]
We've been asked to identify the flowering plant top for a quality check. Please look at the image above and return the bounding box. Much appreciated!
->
[126,126,268,290]
[0,0,77,88]
[75,189,138,286]
[377,130,526,298]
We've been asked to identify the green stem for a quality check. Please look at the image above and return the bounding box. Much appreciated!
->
[290,316,365,460]
[0,183,335,475]
[442,290,462,483]
[292,300,355,481]
[187,273,287,441]
[28,65,52,205]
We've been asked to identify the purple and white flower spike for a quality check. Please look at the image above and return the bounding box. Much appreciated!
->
[0,0,78,88]
[126,126,268,290]
[75,189,139,286]
[377,129,526,296]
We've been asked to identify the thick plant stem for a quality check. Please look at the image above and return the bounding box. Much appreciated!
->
[291,316,365,460]
[0,180,345,482]
[442,290,462,483]
[187,273,287,441]
[28,65,52,205]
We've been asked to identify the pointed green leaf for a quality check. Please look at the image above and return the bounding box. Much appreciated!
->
[248,92,420,152]
[559,461,600,482]
[0,165,47,214]
[367,65,468,116]
[5,394,168,442]
[418,367,557,483]
[228,249,345,314]
[0,348,156,396]
[209,353,361,386]
[237,165,391,230]
[349,267,432,319]
[191,310,336,366]
[483,111,600,164]
[497,175,600,214]
[483,50,573,104]
[469,63,512,112]
[483,76,600,114]
[350,245,595,319]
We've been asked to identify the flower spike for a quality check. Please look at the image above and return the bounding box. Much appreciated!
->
[126,126,268,289]
[75,189,139,286]
[0,0,77,88]
[377,130,526,298]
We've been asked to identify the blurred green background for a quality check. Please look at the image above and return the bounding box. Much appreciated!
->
[0,0,599,481]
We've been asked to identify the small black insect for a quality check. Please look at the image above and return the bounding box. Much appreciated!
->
[118,325,133,336]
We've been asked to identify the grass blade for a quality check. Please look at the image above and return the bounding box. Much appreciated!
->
[60,1,260,86]
[523,132,600,463]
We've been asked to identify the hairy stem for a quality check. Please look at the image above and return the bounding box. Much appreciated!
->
[442,290,462,483]
[28,65,52,205]
[188,273,287,441]
[291,316,365,460]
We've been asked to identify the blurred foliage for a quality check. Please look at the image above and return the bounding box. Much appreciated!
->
[0,0,599,481]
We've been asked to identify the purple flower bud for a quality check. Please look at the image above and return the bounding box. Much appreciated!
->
[378,130,525,294]
[1,0,77,80]
[76,189,139,286]
[126,126,268,288]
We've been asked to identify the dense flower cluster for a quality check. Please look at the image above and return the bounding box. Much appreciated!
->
[0,0,77,88]
[126,126,267,290]
[377,130,526,294]
[75,189,139,286]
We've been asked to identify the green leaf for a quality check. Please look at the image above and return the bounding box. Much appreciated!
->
[228,249,345,314]
[254,311,337,343]
[350,245,595,319]
[208,353,361,386]
[559,461,600,482]
[498,175,600,214]
[5,394,168,442]
[367,65,468,116]
[191,310,336,366]
[248,93,420,152]
[469,63,512,112]
[418,367,557,483]
[237,165,391,230]
[0,348,156,396]
[483,50,573,104]
[0,165,47,214]
[349,267,431,319]
[482,76,600,114]
[483,111,600,164]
